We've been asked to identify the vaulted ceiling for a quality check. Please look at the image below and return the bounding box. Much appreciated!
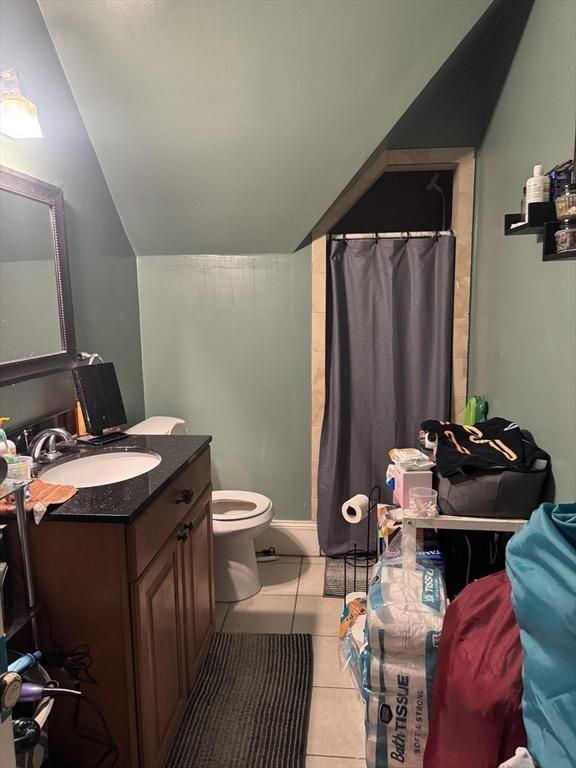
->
[39,0,491,255]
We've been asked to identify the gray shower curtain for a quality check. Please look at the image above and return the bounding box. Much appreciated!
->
[317,235,455,556]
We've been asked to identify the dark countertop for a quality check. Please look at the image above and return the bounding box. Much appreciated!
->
[29,435,211,524]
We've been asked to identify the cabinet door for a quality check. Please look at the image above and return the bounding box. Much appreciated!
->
[180,489,215,688]
[192,491,215,658]
[132,535,187,768]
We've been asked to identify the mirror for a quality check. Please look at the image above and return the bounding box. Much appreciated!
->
[0,166,76,384]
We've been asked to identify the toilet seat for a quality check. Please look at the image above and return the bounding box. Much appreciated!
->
[212,490,272,522]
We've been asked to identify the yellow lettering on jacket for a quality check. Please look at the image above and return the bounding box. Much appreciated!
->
[445,430,471,455]
[462,426,518,461]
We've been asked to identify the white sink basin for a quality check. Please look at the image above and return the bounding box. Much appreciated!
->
[39,451,161,488]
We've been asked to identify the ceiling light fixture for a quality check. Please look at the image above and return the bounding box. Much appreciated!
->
[0,69,43,139]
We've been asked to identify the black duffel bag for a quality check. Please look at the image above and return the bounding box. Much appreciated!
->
[434,458,549,520]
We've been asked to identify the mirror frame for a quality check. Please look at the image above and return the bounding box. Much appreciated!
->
[0,166,76,384]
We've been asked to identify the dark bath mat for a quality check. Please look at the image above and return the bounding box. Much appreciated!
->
[163,632,313,768]
[323,556,373,598]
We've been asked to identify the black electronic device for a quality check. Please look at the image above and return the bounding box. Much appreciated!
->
[73,362,127,437]
[77,432,128,447]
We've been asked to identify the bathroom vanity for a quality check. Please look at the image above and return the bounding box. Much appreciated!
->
[6,435,214,768]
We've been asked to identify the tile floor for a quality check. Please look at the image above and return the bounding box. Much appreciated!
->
[216,556,366,767]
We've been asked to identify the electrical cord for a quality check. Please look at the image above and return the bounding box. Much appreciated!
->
[489,533,499,566]
[464,534,472,587]
[17,603,120,768]
[43,643,97,685]
[6,569,119,766]
[72,695,119,768]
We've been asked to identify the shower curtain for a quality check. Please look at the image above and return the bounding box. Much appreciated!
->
[317,234,455,556]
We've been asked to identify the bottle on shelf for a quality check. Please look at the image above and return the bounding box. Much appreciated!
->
[525,165,550,210]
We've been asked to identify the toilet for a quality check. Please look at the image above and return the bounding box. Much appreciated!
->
[127,416,274,602]
[212,490,274,602]
[126,416,189,435]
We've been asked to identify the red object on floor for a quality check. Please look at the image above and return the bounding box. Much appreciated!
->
[424,571,527,768]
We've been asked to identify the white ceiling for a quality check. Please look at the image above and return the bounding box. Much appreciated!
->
[39,0,490,255]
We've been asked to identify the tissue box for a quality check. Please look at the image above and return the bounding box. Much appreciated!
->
[391,464,433,509]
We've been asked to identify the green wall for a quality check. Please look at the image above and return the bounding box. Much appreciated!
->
[469,0,576,501]
[0,0,144,428]
[39,0,490,255]
[138,249,311,520]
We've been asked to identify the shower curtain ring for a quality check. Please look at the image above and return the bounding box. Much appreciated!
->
[403,231,410,242]
[374,232,379,243]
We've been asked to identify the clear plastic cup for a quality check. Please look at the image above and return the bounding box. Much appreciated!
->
[409,487,437,517]
[6,456,33,482]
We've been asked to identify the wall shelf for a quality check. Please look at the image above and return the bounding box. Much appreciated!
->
[504,202,576,261]
[504,202,556,235]
[543,249,576,261]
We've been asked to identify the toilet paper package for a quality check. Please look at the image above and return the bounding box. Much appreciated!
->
[362,554,446,768]
[339,594,368,692]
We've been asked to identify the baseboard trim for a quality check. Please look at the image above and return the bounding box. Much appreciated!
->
[254,519,320,557]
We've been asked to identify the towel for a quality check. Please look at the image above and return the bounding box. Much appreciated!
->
[0,478,77,523]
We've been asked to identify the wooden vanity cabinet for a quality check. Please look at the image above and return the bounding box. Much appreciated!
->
[21,446,214,768]
[132,487,214,767]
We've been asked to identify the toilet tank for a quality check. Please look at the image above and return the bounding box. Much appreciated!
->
[125,416,189,435]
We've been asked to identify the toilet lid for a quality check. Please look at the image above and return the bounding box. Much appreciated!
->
[212,490,272,521]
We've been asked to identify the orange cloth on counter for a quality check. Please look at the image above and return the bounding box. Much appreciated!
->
[0,478,77,513]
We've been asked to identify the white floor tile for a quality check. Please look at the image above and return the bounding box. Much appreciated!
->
[221,593,295,634]
[312,636,354,689]
[215,602,230,632]
[307,687,365,759]
[306,756,366,767]
[293,595,342,636]
[258,560,301,595]
[298,562,325,596]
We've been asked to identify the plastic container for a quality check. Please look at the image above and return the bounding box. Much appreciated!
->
[554,184,576,220]
[409,487,438,517]
[6,456,33,482]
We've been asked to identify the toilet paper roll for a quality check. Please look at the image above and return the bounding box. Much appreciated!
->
[341,494,370,525]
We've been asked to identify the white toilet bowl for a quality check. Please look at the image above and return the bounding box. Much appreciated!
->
[212,490,274,602]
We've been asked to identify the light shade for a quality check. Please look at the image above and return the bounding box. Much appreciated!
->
[0,70,43,139]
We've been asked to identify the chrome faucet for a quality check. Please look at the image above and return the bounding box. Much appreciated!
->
[29,428,76,463]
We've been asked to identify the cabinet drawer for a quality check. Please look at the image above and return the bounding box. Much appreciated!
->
[128,447,211,580]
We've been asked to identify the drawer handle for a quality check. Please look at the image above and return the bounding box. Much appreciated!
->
[177,489,195,505]
[183,522,193,532]
[176,532,188,543]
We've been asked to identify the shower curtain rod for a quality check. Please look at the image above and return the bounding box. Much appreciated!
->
[330,230,453,240]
